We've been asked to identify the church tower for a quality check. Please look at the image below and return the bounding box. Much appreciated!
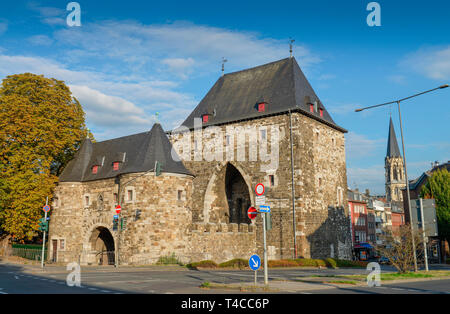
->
[385,117,405,202]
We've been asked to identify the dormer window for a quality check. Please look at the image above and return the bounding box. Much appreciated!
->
[113,162,119,171]
[309,104,314,113]
[258,102,265,112]
[202,114,209,123]
[319,108,324,117]
[92,165,98,174]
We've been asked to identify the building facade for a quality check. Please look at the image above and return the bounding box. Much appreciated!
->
[48,57,352,265]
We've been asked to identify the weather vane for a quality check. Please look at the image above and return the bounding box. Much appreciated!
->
[289,38,295,58]
[221,57,228,77]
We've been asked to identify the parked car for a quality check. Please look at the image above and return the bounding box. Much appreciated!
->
[378,256,390,264]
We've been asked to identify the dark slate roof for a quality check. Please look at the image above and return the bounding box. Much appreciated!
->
[59,123,192,182]
[178,57,346,133]
[386,117,401,158]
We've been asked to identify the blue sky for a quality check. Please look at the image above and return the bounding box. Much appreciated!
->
[0,0,449,194]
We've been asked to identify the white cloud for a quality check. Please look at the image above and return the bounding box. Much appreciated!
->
[53,21,320,74]
[162,57,195,79]
[347,165,385,195]
[28,35,54,46]
[346,132,385,160]
[402,46,450,80]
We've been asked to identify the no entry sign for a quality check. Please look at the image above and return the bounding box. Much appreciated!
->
[255,183,265,196]
[247,206,258,220]
[115,205,121,214]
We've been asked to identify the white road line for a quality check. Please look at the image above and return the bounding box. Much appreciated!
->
[88,287,98,291]
[100,290,111,293]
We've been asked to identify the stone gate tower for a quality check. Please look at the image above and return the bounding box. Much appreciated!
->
[385,117,405,202]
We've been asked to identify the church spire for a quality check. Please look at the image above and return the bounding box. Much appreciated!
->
[387,117,401,158]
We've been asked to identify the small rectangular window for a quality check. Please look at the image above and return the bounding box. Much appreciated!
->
[92,166,98,174]
[258,103,265,112]
[260,129,267,141]
[319,108,323,117]
[309,104,314,113]
[60,239,65,250]
[202,115,209,123]
[113,162,119,171]
[128,190,133,201]
[85,196,89,206]
[269,175,275,187]
[178,190,183,201]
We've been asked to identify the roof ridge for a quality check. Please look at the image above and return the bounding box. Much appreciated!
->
[223,57,290,77]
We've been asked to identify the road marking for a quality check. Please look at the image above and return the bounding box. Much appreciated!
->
[88,287,98,291]
[0,291,8,294]
[100,290,111,293]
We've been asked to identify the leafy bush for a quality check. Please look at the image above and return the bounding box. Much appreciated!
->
[295,258,318,266]
[186,260,218,269]
[325,258,337,268]
[219,258,248,269]
[156,252,182,265]
[268,259,299,267]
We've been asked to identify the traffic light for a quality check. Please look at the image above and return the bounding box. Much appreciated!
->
[265,212,272,231]
[135,209,141,221]
[113,217,119,231]
[38,218,48,232]
[120,217,127,230]
[155,161,162,176]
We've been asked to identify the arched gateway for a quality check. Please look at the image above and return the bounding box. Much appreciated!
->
[88,226,115,265]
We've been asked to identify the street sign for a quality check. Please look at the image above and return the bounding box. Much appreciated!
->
[259,205,271,213]
[409,199,438,237]
[43,205,50,213]
[248,207,258,220]
[115,205,122,214]
[249,254,261,271]
[255,195,266,206]
[113,214,119,219]
[255,183,265,196]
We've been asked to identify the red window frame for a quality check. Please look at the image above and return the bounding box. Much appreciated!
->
[310,104,314,113]
[319,108,323,117]
[202,114,209,123]
[258,102,265,112]
[92,165,98,174]
[113,162,119,171]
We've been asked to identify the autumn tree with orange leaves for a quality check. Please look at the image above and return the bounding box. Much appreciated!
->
[0,73,92,241]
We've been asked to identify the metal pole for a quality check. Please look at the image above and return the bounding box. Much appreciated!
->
[254,270,257,285]
[262,212,268,285]
[397,101,418,272]
[288,110,297,258]
[41,197,48,269]
[419,198,429,271]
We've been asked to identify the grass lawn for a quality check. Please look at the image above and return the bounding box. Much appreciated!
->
[341,270,450,281]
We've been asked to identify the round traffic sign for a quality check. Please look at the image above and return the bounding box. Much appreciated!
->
[249,254,261,271]
[255,183,265,196]
[247,206,258,220]
[115,205,121,214]
[43,205,51,213]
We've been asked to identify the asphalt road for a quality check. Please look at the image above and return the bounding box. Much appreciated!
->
[0,262,449,294]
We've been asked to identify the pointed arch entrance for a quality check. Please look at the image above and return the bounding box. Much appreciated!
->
[89,226,115,265]
[225,163,251,224]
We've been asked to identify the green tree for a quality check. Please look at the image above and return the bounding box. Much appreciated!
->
[420,168,450,244]
[0,73,92,240]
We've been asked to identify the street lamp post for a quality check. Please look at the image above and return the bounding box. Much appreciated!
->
[355,84,448,272]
